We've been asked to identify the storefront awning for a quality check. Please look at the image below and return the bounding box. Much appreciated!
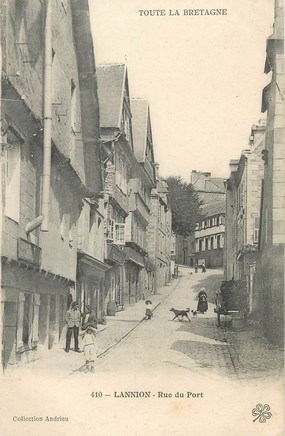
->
[77,250,111,272]
[123,246,145,268]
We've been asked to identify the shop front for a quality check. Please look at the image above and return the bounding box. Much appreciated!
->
[77,251,111,323]
[105,243,126,314]
[123,246,145,304]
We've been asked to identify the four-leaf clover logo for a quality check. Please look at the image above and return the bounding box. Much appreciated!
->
[252,404,272,423]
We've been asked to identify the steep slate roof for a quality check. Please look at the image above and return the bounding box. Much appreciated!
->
[96,63,126,128]
[193,175,225,193]
[210,178,225,192]
[201,200,225,217]
[70,0,103,195]
[131,98,148,162]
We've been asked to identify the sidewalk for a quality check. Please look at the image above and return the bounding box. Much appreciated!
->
[10,276,183,378]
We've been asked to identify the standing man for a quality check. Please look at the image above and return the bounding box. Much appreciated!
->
[65,301,81,353]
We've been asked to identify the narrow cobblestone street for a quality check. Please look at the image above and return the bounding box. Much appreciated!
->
[8,267,282,381]
[2,267,283,436]
[86,267,283,383]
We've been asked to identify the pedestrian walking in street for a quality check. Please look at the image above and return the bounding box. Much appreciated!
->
[80,324,97,373]
[201,263,206,273]
[195,263,199,273]
[197,288,208,314]
[145,300,153,320]
[65,301,81,353]
[81,305,97,330]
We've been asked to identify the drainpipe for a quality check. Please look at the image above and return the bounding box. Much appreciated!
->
[0,8,3,371]
[41,0,52,231]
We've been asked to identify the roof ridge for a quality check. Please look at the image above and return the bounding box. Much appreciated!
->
[131,97,147,101]
[97,62,125,67]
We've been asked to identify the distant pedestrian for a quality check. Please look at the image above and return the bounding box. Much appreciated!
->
[80,324,97,373]
[145,300,153,320]
[195,263,198,273]
[65,301,81,353]
[197,288,208,314]
[201,263,206,273]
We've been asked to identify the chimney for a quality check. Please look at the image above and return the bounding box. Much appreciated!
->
[191,170,199,184]
[203,172,211,179]
[229,159,239,172]
[249,120,266,147]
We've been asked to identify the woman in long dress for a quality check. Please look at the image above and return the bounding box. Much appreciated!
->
[197,288,208,313]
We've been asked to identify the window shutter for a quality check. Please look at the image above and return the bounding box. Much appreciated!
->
[32,293,40,343]
[108,219,114,241]
[16,293,25,350]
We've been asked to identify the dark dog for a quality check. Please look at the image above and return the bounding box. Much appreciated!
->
[191,310,197,317]
[170,308,191,322]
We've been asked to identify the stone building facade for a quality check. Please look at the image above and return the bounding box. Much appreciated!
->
[255,0,285,346]
[194,201,225,268]
[146,175,172,290]
[224,120,266,313]
[125,98,156,301]
[1,0,103,368]
[96,63,136,311]
[76,197,110,323]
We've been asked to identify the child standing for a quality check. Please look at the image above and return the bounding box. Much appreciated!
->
[145,300,153,320]
[80,324,97,373]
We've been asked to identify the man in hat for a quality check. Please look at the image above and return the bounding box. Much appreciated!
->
[65,302,81,352]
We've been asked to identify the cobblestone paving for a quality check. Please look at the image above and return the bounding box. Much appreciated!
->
[171,315,283,381]
[171,318,239,379]
[10,268,283,382]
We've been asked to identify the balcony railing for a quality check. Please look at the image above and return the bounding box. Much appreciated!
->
[17,238,41,266]
[105,243,126,265]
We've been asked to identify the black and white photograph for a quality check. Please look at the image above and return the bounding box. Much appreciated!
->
[0,0,284,435]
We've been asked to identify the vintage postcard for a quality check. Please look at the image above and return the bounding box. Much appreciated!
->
[0,0,284,435]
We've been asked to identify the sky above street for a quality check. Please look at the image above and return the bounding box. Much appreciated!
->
[89,0,274,182]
